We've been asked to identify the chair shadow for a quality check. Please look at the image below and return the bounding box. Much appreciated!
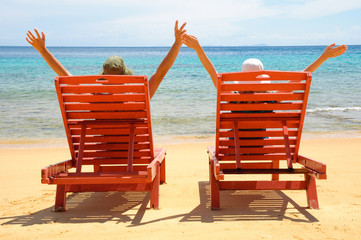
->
[180,181,319,223]
[132,181,318,226]
[1,191,150,226]
[2,181,318,227]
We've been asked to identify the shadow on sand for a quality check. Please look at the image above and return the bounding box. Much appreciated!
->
[1,181,318,227]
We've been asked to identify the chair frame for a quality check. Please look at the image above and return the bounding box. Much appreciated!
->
[41,75,166,211]
[208,71,326,210]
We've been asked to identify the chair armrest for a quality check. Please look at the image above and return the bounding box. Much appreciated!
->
[207,146,224,180]
[41,159,74,184]
[146,148,166,182]
[154,147,166,165]
[297,155,327,179]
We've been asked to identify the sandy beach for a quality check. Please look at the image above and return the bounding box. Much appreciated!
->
[1,136,361,240]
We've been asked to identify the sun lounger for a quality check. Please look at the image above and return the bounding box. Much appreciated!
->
[41,75,166,211]
[208,71,326,209]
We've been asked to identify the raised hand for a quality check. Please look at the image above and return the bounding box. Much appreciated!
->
[321,43,348,59]
[303,43,347,73]
[25,28,71,76]
[182,34,201,50]
[26,29,46,53]
[174,20,187,44]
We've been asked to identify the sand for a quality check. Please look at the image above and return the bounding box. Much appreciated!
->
[1,137,361,240]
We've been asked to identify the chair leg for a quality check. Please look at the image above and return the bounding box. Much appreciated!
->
[305,174,319,209]
[272,160,279,180]
[209,161,220,210]
[160,158,166,184]
[150,163,160,209]
[55,184,67,212]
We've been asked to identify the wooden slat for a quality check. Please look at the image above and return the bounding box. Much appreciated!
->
[65,102,146,111]
[74,143,150,151]
[59,75,147,84]
[219,146,295,154]
[61,85,145,94]
[81,151,151,158]
[221,92,305,102]
[220,102,303,111]
[219,180,307,190]
[66,111,147,120]
[219,139,297,146]
[220,71,308,82]
[220,112,301,119]
[219,162,273,170]
[99,165,148,172]
[79,158,151,165]
[222,168,309,174]
[221,83,306,92]
[63,94,146,103]
[219,129,298,138]
[220,120,299,129]
[218,154,290,161]
[71,135,150,143]
[68,121,148,128]
[50,176,149,185]
[71,127,148,135]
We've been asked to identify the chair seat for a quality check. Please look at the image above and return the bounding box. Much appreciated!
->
[221,168,309,174]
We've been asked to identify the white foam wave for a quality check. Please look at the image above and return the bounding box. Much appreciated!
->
[307,106,361,113]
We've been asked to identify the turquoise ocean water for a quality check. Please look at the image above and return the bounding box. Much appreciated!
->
[0,45,360,144]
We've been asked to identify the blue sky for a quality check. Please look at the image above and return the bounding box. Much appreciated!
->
[2,0,361,46]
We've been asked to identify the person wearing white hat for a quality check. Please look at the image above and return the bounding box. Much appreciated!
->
[182,34,347,88]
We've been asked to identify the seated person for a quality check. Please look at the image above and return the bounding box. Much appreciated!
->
[26,21,187,99]
[181,34,347,88]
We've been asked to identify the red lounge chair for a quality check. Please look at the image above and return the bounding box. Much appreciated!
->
[208,71,326,210]
[41,75,166,211]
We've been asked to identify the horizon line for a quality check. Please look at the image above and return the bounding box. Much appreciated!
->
[1,44,360,48]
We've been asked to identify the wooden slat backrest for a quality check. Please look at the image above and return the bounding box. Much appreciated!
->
[55,75,154,171]
[216,71,312,170]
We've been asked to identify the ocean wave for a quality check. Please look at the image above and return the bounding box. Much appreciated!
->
[307,107,361,113]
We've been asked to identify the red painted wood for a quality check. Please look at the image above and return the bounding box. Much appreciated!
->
[75,124,86,174]
[127,124,135,172]
[209,71,326,209]
[55,184,66,211]
[66,183,151,192]
[63,94,146,103]
[306,174,319,209]
[221,83,306,92]
[282,121,293,169]
[298,155,327,174]
[209,160,220,209]
[220,70,309,81]
[220,180,307,190]
[150,162,160,209]
[43,75,166,210]
[233,121,241,169]
[61,85,145,94]
[58,75,147,84]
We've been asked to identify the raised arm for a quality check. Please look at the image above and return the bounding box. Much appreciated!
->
[182,34,218,88]
[303,43,347,73]
[26,29,71,76]
[148,21,187,99]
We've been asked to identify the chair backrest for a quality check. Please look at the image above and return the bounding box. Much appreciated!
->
[55,75,154,172]
[215,71,312,170]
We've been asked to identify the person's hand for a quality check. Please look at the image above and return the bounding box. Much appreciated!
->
[321,43,347,59]
[174,20,187,44]
[26,29,46,53]
[182,34,201,50]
